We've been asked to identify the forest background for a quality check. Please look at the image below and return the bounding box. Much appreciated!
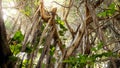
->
[0,0,120,68]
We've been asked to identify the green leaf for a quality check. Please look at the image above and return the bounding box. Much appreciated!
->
[10,44,22,55]
[97,41,104,50]
[56,16,68,37]
[92,54,103,58]
[109,3,116,9]
[98,11,107,17]
[59,30,64,36]
[51,57,56,63]
[62,44,66,48]
[59,23,65,29]
[42,63,45,68]
[91,47,97,51]
[56,16,67,31]
[22,59,28,67]
[101,52,113,57]
[39,48,43,53]
[12,30,24,43]
[63,59,75,63]
[98,3,116,17]
[80,57,86,63]
[50,46,55,56]
[79,55,87,64]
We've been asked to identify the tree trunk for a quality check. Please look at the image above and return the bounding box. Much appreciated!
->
[0,0,14,68]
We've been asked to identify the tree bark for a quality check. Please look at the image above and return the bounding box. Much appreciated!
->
[0,0,13,68]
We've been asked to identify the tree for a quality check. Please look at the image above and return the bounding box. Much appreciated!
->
[0,0,14,68]
[2,0,120,68]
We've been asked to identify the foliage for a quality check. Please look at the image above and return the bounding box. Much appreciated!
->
[50,45,55,56]
[2,0,120,68]
[91,41,104,52]
[10,30,24,55]
[98,3,116,17]
[20,6,32,16]
[56,16,67,36]
[10,44,22,55]
[34,0,40,6]
[63,42,117,68]
[12,30,24,43]
[25,45,33,54]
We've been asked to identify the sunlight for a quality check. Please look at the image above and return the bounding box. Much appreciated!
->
[2,1,17,21]
[2,0,64,20]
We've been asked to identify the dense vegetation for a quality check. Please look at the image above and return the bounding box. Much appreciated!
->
[0,0,120,68]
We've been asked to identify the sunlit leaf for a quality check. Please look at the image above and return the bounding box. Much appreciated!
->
[109,3,116,9]
[98,11,107,17]
[56,16,67,30]
[10,44,22,55]
[91,47,97,51]
[50,46,55,56]
[98,3,116,17]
